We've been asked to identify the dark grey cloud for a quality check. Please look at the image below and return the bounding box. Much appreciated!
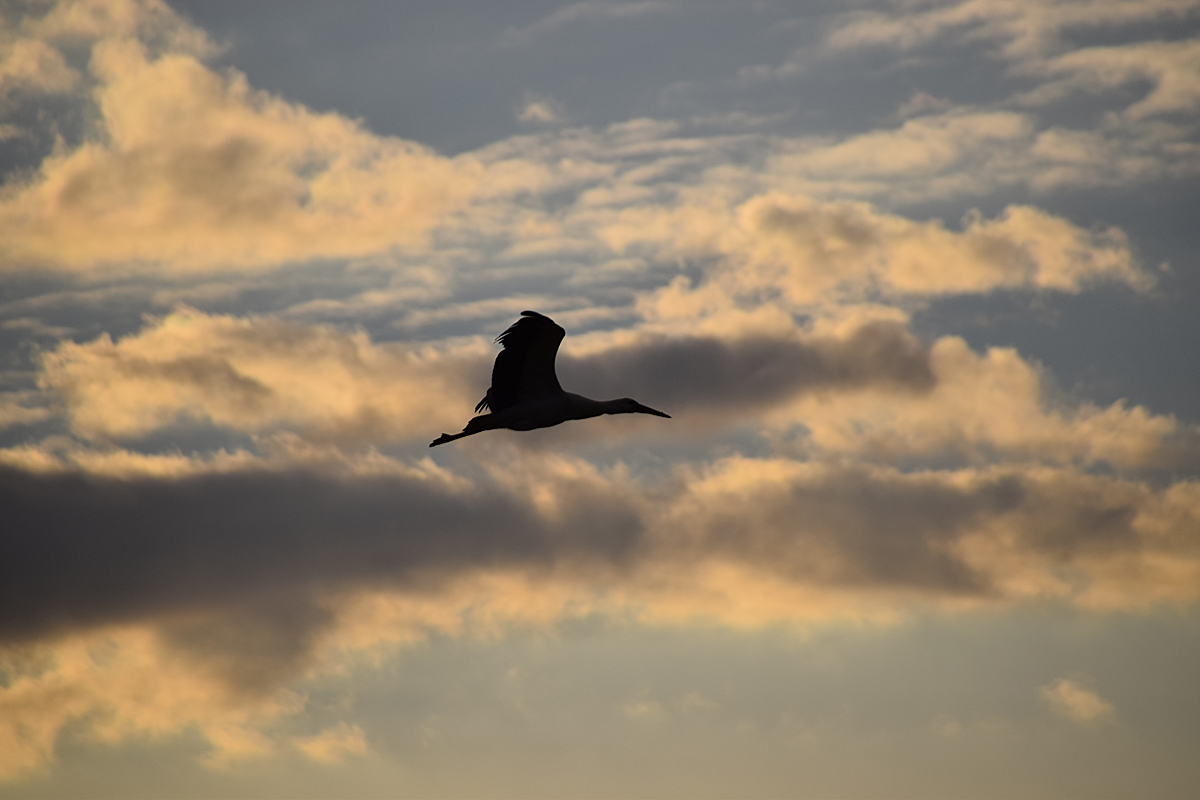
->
[2,448,1192,699]
[693,467,1024,594]
[3,452,1169,648]
[0,464,641,648]
[558,321,935,412]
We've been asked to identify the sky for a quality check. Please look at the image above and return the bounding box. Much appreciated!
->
[1,0,1199,797]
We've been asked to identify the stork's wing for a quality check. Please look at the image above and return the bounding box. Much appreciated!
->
[475,311,566,413]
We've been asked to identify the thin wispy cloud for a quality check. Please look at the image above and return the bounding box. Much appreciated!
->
[500,0,680,46]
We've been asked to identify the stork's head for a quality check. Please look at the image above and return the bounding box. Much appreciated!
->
[606,398,671,418]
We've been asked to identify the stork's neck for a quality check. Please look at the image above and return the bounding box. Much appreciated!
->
[563,393,612,419]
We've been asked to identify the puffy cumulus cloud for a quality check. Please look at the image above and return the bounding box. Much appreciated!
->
[0,625,305,779]
[1040,676,1116,723]
[0,0,1188,289]
[28,300,1191,481]
[604,194,1144,307]
[22,0,215,57]
[610,284,1190,470]
[39,307,488,444]
[0,572,611,780]
[665,459,1200,609]
[739,197,1143,296]
[36,307,941,448]
[35,298,1191,472]
[0,1,478,273]
[0,36,79,100]
[788,336,1188,470]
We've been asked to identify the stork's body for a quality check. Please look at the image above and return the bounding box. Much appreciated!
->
[430,311,668,446]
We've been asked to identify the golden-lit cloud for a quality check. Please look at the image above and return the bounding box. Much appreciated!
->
[602,195,1144,309]
[0,36,79,99]
[1,445,1196,778]
[1040,676,1116,724]
[39,307,487,443]
[0,438,1195,782]
[35,307,938,446]
[0,391,52,429]
[0,625,304,779]
[2,0,1197,789]
[1019,40,1200,119]
[785,336,1187,469]
[291,722,369,765]
[0,0,1183,286]
[823,0,1195,59]
[0,2,477,273]
[3,447,1197,644]
[32,297,1194,472]
[769,111,1035,196]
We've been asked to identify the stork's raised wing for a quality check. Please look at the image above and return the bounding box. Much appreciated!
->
[475,310,566,413]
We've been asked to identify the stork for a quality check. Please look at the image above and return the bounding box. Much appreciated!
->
[430,311,669,446]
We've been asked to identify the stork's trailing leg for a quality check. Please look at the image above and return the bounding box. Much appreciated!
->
[429,414,497,447]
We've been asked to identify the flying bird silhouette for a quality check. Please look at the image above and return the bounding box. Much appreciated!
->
[430,311,669,446]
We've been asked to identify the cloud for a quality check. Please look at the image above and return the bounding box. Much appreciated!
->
[0,625,304,779]
[601,195,1145,307]
[34,298,1193,474]
[1,3,1196,785]
[1040,676,1115,723]
[3,445,1198,649]
[823,0,1196,60]
[804,2,1200,196]
[1018,39,1200,119]
[0,444,1196,778]
[37,308,942,446]
[762,107,1200,199]
[771,110,1035,188]
[557,320,936,415]
[786,336,1189,470]
[38,307,488,444]
[0,0,1188,290]
[1,316,73,339]
[26,0,218,57]
[291,722,369,765]
[0,391,53,429]
[0,4,478,273]
[743,197,1142,295]
[501,1,678,46]
[0,36,79,100]
[0,453,644,646]
[518,95,565,124]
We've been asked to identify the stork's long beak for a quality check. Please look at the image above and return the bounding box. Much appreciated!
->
[634,402,671,418]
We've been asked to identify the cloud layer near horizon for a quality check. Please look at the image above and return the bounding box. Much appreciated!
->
[2,445,1197,775]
